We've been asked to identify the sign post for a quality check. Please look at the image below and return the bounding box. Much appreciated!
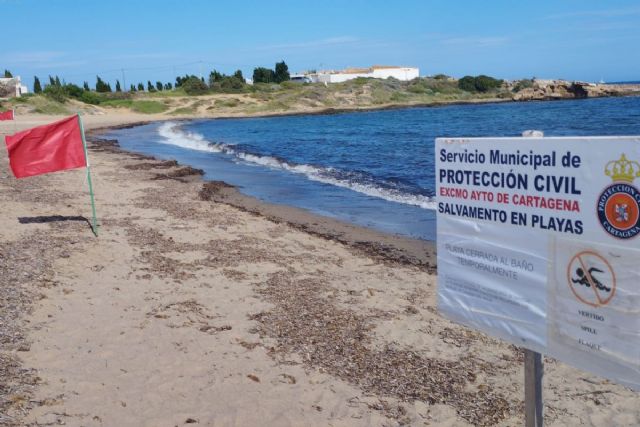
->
[521,130,544,427]
[524,349,543,427]
[435,132,640,421]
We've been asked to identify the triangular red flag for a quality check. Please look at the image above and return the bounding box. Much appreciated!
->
[4,115,87,178]
[0,110,14,121]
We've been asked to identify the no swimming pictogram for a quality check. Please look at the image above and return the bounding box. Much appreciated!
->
[566,251,616,308]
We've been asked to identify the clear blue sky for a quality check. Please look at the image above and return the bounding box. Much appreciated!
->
[1,0,639,89]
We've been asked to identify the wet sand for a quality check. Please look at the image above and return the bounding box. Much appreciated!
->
[1,114,639,427]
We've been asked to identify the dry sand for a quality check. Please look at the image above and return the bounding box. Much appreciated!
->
[1,114,639,427]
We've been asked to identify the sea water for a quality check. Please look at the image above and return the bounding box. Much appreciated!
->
[105,97,640,240]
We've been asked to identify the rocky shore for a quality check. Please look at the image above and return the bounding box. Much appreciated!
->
[510,80,640,101]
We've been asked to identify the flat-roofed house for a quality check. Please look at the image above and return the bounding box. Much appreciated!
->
[306,65,419,84]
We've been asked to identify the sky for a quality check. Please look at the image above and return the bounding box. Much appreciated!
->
[1,0,639,89]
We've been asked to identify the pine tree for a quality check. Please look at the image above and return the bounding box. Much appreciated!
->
[115,80,122,92]
[156,81,163,91]
[147,81,155,92]
[137,83,144,91]
[83,81,90,91]
[253,67,275,83]
[274,61,290,83]
[4,70,12,78]
[33,76,42,93]
[49,75,56,86]
[96,76,110,92]
[54,76,61,87]
[130,84,136,92]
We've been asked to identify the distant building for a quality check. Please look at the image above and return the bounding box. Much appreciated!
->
[305,65,419,83]
[290,73,312,83]
[0,76,28,98]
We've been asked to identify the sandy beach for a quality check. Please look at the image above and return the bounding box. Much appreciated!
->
[1,113,639,427]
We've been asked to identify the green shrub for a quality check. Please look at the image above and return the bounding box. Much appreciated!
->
[181,77,209,95]
[351,77,371,86]
[131,100,168,114]
[458,75,503,93]
[80,91,103,105]
[43,85,68,103]
[215,98,241,108]
[433,74,450,80]
[474,75,503,92]
[63,84,84,99]
[458,76,477,92]
[99,99,133,108]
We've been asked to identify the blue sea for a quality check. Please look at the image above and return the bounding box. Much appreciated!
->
[104,97,640,241]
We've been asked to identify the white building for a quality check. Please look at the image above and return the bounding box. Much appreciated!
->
[0,76,28,98]
[306,65,419,83]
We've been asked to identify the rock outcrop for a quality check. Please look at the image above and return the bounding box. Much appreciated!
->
[511,79,640,101]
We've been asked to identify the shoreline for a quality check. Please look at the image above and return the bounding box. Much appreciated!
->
[86,130,437,271]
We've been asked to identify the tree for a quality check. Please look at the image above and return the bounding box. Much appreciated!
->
[164,82,172,90]
[233,70,245,82]
[147,80,155,92]
[208,70,223,86]
[253,67,275,83]
[274,61,290,83]
[137,82,145,91]
[33,76,42,93]
[181,76,208,95]
[54,76,61,87]
[175,74,200,88]
[156,81,163,91]
[4,70,12,78]
[457,75,503,93]
[96,76,111,92]
[83,81,90,91]
[457,76,476,92]
[115,80,122,92]
[130,84,136,92]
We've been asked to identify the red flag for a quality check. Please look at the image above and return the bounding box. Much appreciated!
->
[0,110,13,121]
[4,115,87,178]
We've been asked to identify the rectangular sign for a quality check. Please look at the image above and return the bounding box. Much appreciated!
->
[436,136,640,390]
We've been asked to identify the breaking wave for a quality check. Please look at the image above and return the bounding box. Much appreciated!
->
[157,122,436,210]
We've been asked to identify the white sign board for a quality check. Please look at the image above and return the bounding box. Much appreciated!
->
[436,136,640,390]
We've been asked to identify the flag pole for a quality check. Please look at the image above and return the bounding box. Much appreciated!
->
[77,114,99,237]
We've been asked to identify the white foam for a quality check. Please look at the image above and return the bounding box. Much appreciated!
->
[157,122,436,210]
[157,122,236,154]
